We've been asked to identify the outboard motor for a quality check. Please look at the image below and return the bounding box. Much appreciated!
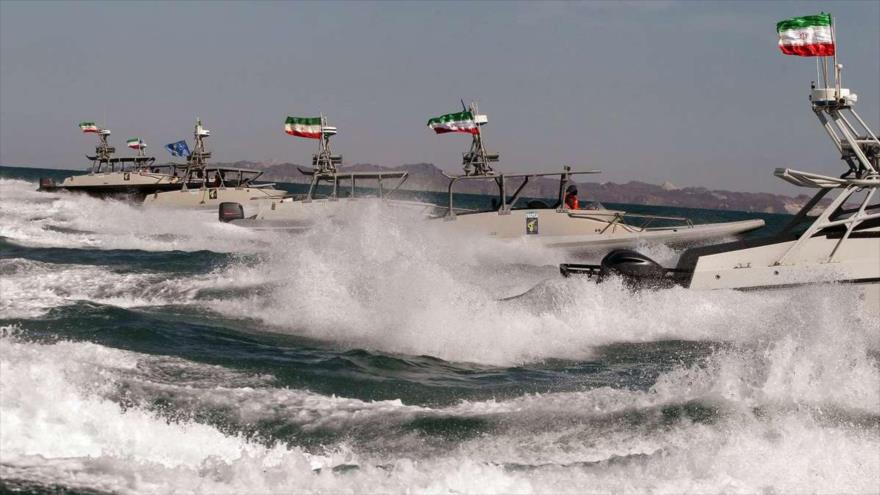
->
[599,249,675,288]
[218,202,244,223]
[38,177,56,191]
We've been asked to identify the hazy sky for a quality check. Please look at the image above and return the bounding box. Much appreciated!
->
[1,1,878,194]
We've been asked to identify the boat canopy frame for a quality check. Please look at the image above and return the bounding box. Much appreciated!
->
[771,68,880,266]
[178,166,270,191]
[297,167,410,202]
[86,155,158,173]
[441,166,600,219]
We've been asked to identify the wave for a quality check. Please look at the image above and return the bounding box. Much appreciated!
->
[2,188,878,364]
[1,327,877,494]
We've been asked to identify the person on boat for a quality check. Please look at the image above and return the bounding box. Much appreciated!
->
[564,185,580,210]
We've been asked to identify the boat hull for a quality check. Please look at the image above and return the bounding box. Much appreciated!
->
[440,208,765,257]
[143,186,288,214]
[685,231,880,315]
[227,197,441,230]
[38,171,187,201]
[229,199,765,255]
[561,231,880,316]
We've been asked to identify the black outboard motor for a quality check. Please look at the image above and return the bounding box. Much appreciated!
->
[38,177,57,191]
[598,249,677,289]
[218,202,245,223]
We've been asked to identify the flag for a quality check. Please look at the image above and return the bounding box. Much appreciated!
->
[427,111,479,135]
[165,140,191,157]
[126,138,146,150]
[777,13,835,57]
[196,125,210,137]
[284,117,323,139]
[79,121,99,133]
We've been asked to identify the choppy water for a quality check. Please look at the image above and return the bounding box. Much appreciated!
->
[1,166,878,494]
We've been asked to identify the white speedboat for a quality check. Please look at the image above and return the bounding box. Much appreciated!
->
[219,115,442,226]
[143,119,287,212]
[38,126,188,200]
[422,103,763,254]
[560,66,879,314]
[434,167,764,256]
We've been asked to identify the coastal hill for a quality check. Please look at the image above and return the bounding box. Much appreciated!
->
[224,160,814,214]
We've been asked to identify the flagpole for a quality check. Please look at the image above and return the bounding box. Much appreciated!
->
[821,54,828,89]
[831,13,840,97]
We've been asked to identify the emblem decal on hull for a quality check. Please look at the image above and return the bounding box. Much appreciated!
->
[526,211,539,235]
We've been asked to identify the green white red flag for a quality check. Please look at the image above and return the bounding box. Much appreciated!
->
[126,138,146,150]
[777,13,834,57]
[285,117,323,139]
[79,121,99,133]
[427,111,479,135]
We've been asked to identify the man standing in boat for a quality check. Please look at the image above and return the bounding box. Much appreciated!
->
[564,185,580,210]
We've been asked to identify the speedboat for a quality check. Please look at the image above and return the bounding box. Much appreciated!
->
[143,119,287,212]
[421,103,763,255]
[219,115,440,228]
[429,103,764,256]
[434,167,764,256]
[559,62,879,314]
[38,124,187,200]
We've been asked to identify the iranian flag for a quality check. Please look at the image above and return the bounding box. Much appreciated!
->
[79,121,99,133]
[285,117,323,139]
[127,138,145,150]
[777,13,835,57]
[427,111,479,135]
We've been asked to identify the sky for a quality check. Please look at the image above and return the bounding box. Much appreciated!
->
[1,0,878,194]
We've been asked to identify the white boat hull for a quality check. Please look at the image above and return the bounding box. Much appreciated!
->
[440,208,765,255]
[144,186,288,215]
[228,196,440,230]
[686,231,880,315]
[232,198,765,254]
[39,171,185,199]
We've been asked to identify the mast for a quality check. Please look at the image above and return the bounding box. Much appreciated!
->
[461,102,498,176]
[312,115,341,175]
[93,128,115,172]
[188,118,212,168]
[809,62,879,179]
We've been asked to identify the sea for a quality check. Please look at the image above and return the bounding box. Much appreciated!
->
[1,165,878,494]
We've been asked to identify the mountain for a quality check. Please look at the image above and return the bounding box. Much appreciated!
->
[218,161,814,214]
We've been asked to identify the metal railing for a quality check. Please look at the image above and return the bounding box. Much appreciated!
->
[567,210,695,234]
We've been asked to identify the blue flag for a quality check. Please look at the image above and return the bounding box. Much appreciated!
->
[164,140,191,157]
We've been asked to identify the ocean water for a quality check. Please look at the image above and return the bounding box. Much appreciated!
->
[1,166,878,494]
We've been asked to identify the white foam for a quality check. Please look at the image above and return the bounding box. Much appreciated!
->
[184,204,879,365]
[0,258,207,318]
[0,178,271,253]
[1,329,877,494]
